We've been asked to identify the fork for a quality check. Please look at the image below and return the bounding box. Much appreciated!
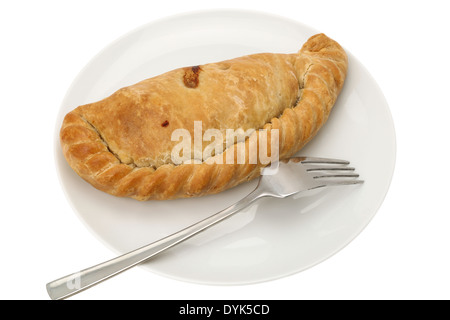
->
[46,156,363,300]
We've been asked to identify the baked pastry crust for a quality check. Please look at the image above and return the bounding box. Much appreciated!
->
[60,33,348,200]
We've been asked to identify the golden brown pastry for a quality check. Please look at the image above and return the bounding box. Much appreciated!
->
[60,33,348,200]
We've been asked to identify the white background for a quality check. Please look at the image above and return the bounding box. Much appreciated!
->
[1,0,449,300]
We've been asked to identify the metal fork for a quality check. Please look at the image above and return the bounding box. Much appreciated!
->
[46,156,363,300]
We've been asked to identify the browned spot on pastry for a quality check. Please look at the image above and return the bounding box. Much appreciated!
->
[161,120,169,127]
[217,63,230,70]
[68,142,105,161]
[183,65,202,88]
[85,151,118,173]
[60,125,98,145]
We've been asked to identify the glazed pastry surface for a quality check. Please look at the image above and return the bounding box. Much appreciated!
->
[60,33,348,200]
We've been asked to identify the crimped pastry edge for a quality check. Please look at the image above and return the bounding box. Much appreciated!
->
[60,33,348,200]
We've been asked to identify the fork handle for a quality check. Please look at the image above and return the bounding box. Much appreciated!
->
[46,187,263,300]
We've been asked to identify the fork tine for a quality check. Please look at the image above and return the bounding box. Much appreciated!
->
[299,157,350,165]
[319,179,365,187]
[313,173,360,179]
[306,166,355,172]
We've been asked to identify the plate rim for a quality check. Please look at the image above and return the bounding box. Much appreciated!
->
[54,8,397,286]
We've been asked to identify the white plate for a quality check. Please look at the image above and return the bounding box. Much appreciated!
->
[55,10,396,285]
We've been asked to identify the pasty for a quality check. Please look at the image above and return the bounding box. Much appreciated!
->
[60,33,347,200]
